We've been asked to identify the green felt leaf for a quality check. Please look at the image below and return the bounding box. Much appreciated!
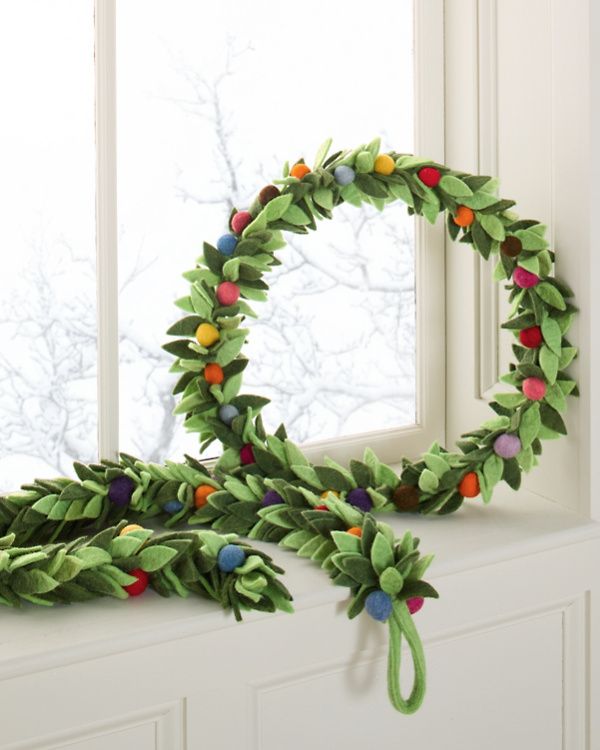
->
[418,469,439,494]
[313,137,333,169]
[518,255,540,275]
[281,204,311,226]
[109,534,146,558]
[353,174,388,198]
[519,403,541,449]
[539,345,559,384]
[479,213,506,242]
[139,545,178,572]
[224,478,257,502]
[190,284,213,318]
[380,566,404,595]
[535,282,566,310]
[312,187,334,210]
[264,194,293,221]
[370,532,394,575]
[423,452,450,479]
[222,257,240,282]
[540,403,567,435]
[388,181,414,206]
[355,151,375,173]
[291,465,324,489]
[215,336,247,367]
[337,555,377,586]
[494,392,526,409]
[514,227,548,250]
[439,175,472,197]
[544,383,567,413]
[11,569,59,595]
[242,210,268,237]
[284,440,309,467]
[313,466,353,493]
[73,547,112,570]
[558,347,577,369]
[483,454,504,488]
[330,530,362,554]
[541,317,562,356]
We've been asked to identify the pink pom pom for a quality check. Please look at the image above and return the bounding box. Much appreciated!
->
[216,281,240,306]
[240,443,255,465]
[522,376,546,401]
[513,267,539,289]
[231,210,252,234]
[407,597,424,615]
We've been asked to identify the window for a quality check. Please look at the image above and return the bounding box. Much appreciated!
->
[0,0,445,490]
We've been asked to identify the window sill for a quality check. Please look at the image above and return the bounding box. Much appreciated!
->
[0,487,597,683]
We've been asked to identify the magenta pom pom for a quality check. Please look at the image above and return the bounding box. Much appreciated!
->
[493,433,522,459]
[407,596,424,615]
[216,281,240,306]
[522,376,546,401]
[231,210,252,234]
[240,443,255,465]
[513,267,540,289]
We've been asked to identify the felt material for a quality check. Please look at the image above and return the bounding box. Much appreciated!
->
[164,500,184,514]
[347,488,373,513]
[219,404,240,426]
[417,166,441,187]
[320,490,340,499]
[216,234,238,256]
[393,485,420,511]
[458,471,480,498]
[314,504,329,510]
[108,476,134,507]
[514,267,540,288]
[124,568,149,597]
[365,590,393,622]
[453,205,475,227]
[240,444,255,465]
[347,526,362,537]
[194,484,216,509]
[523,376,546,400]
[290,163,311,179]
[216,281,241,306]
[218,544,246,572]
[333,165,356,186]
[501,236,522,257]
[520,325,543,348]
[374,154,395,175]
[258,185,280,206]
[119,524,144,536]
[387,601,427,713]
[493,433,522,459]
[261,490,284,507]
[231,210,252,234]
[407,596,424,615]
[196,323,220,347]
[204,363,224,385]
[355,151,375,173]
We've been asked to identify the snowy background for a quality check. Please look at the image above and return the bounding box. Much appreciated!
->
[0,0,415,490]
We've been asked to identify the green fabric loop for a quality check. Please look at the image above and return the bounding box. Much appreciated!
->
[387,601,427,714]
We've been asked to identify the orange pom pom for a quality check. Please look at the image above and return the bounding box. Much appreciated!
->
[320,490,340,499]
[194,484,216,509]
[374,154,395,175]
[347,526,362,537]
[453,205,475,227]
[120,524,144,536]
[204,363,224,385]
[290,163,311,179]
[458,471,480,498]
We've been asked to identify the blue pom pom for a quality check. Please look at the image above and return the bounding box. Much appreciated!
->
[164,500,184,515]
[219,404,240,426]
[365,590,393,622]
[217,544,246,573]
[216,234,238,256]
[334,165,356,186]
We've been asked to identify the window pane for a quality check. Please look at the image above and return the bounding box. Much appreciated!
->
[0,1,97,490]
[117,0,415,458]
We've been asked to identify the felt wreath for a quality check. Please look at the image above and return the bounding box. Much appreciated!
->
[0,138,578,716]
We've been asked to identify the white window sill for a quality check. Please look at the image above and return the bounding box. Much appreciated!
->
[0,487,597,682]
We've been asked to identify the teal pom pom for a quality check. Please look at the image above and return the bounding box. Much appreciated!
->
[334,165,356,186]
[217,234,238,256]
[218,544,246,572]
[365,590,393,622]
[219,404,240,426]
[164,500,184,514]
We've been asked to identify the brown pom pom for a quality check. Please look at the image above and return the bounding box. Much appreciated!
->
[501,236,522,257]
[258,185,280,206]
[393,485,420,512]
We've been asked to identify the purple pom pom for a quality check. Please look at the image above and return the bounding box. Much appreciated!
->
[108,476,135,507]
[347,488,373,513]
[365,590,393,622]
[217,544,246,573]
[261,490,284,507]
[493,433,522,459]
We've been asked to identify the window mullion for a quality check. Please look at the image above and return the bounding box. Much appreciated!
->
[94,0,119,462]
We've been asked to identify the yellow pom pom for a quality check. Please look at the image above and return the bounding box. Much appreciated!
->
[374,153,395,175]
[120,524,143,536]
[320,490,340,499]
[195,323,220,347]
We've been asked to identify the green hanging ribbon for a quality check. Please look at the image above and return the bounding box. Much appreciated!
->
[387,601,427,714]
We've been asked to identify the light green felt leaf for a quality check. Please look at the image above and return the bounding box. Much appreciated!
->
[330,530,361,554]
[282,205,311,226]
[483,454,504,488]
[541,317,562,356]
[494,392,526,409]
[535,282,566,310]
[313,187,334,210]
[265,194,293,221]
[518,256,540,275]
[313,137,333,169]
[418,468,439,494]
[559,347,577,369]
[242,210,268,237]
[423,452,450,479]
[139,545,178,572]
[519,403,541,449]
[370,532,394,575]
[284,439,309,467]
[224,477,257,502]
[291,464,324,489]
[479,213,506,242]
[222,373,243,401]
[544,383,567,413]
[74,547,112,570]
[539,345,559,384]
[439,175,473,197]
[380,566,404,595]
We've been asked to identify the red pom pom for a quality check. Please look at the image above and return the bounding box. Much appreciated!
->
[216,281,240,306]
[315,504,329,511]
[124,568,149,597]
[240,443,255,465]
[417,166,441,188]
[231,210,252,234]
[407,596,424,615]
[519,325,543,348]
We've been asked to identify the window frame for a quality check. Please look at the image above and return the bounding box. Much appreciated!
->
[93,0,446,467]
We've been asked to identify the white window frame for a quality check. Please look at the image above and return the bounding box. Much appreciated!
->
[93,0,446,468]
